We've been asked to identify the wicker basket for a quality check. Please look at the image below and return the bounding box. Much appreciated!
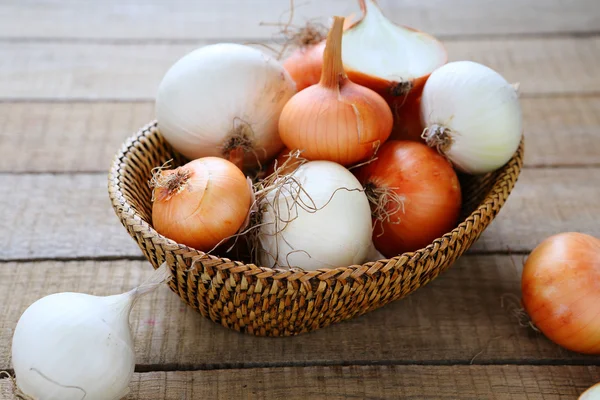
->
[108,121,524,336]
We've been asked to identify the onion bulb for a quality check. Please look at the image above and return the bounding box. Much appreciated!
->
[283,40,326,92]
[151,157,252,251]
[11,263,171,400]
[342,0,447,141]
[354,140,461,257]
[258,160,374,270]
[155,43,296,169]
[282,17,356,91]
[278,16,393,167]
[522,232,600,354]
[580,383,600,399]
[420,61,522,174]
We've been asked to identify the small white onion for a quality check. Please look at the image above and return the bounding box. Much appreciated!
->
[258,161,374,270]
[156,43,296,169]
[420,61,522,174]
[11,264,171,400]
[580,383,600,400]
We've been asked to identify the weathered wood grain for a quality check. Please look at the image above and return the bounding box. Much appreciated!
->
[1,97,599,173]
[1,37,598,100]
[0,173,141,260]
[0,257,596,371]
[0,168,598,260]
[1,363,599,399]
[0,0,598,40]
[0,102,154,173]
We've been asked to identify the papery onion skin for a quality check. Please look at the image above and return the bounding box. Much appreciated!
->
[522,232,600,355]
[354,140,462,257]
[283,41,325,92]
[342,0,447,142]
[279,16,393,167]
[282,16,357,91]
[264,147,299,176]
[155,43,296,169]
[151,157,252,251]
[258,160,373,270]
[580,383,600,400]
[420,60,522,174]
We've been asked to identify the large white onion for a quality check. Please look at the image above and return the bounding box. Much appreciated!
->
[420,61,522,174]
[258,161,374,270]
[11,264,170,400]
[156,43,297,168]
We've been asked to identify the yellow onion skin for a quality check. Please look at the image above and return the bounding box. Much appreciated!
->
[283,42,325,92]
[522,232,600,354]
[279,80,392,166]
[151,157,252,251]
[278,16,393,167]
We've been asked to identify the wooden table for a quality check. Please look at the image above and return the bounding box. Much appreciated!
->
[1,1,599,398]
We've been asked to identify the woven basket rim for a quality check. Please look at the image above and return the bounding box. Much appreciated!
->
[108,120,524,280]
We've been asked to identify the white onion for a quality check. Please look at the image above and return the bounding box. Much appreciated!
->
[11,264,171,400]
[420,61,522,174]
[580,383,600,400]
[258,161,374,270]
[156,43,296,168]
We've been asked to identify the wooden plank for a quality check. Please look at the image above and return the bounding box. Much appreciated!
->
[0,257,596,371]
[0,168,598,260]
[1,37,599,100]
[1,365,599,400]
[0,0,598,40]
[0,173,141,260]
[471,168,600,253]
[1,96,599,173]
[0,102,154,173]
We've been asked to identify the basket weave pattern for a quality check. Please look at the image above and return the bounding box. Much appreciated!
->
[108,121,524,336]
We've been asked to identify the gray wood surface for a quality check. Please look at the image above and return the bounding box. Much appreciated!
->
[0,257,596,372]
[2,365,599,399]
[2,38,598,100]
[1,0,599,398]
[0,0,597,40]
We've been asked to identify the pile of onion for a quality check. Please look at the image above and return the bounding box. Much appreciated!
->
[282,0,447,142]
[149,4,521,269]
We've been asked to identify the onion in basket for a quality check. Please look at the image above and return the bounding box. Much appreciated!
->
[420,61,522,174]
[150,157,252,251]
[155,43,296,169]
[354,140,461,257]
[278,16,393,167]
[257,160,375,270]
[11,264,171,400]
[341,0,447,142]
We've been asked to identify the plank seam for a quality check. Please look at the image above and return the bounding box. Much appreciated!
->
[0,30,598,44]
[1,164,599,176]
[2,92,599,103]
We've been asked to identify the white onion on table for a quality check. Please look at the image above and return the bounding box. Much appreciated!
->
[11,264,171,400]
[155,43,297,169]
